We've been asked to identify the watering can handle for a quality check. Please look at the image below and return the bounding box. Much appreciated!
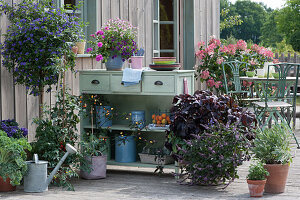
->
[33,154,39,164]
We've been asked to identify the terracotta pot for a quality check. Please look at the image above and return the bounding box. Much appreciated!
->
[247,179,266,197]
[76,41,86,54]
[72,46,78,54]
[0,176,16,192]
[264,163,289,193]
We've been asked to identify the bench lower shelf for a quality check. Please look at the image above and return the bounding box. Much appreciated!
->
[107,160,178,169]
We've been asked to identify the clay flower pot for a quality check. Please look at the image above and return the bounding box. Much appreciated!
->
[264,163,289,193]
[247,179,266,197]
[72,46,78,54]
[0,176,16,192]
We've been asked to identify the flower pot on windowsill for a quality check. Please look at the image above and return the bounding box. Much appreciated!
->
[76,41,86,54]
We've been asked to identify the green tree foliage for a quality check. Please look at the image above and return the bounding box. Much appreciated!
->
[260,10,284,48]
[220,0,243,31]
[221,0,268,44]
[276,0,300,51]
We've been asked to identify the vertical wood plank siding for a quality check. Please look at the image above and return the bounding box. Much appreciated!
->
[0,0,220,141]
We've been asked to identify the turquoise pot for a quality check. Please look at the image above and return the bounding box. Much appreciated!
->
[105,54,124,71]
[115,136,136,163]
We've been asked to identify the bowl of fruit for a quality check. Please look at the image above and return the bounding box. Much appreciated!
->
[148,113,171,130]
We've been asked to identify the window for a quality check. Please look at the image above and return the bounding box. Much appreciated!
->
[153,0,178,58]
[56,0,87,38]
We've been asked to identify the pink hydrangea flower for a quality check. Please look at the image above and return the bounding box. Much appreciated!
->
[217,57,224,65]
[197,41,205,48]
[96,54,103,61]
[86,48,93,53]
[200,70,210,80]
[236,40,247,51]
[97,42,103,47]
[214,81,222,89]
[206,78,215,88]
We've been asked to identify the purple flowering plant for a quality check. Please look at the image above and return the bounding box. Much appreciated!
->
[88,18,138,62]
[0,0,85,96]
[165,90,257,186]
[0,119,28,138]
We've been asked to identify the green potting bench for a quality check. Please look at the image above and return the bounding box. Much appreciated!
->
[79,69,195,170]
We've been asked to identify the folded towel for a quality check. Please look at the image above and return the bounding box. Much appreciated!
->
[122,68,143,87]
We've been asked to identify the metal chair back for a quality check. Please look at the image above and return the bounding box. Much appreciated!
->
[222,60,249,95]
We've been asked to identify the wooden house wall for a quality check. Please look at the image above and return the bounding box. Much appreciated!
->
[0,0,220,141]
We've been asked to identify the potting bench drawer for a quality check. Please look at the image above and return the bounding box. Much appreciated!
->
[111,75,142,93]
[142,75,175,94]
[80,74,110,92]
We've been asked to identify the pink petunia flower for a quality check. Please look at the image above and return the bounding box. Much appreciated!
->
[96,30,104,35]
[97,42,103,47]
[96,54,103,62]
[90,34,95,38]
[105,27,109,30]
[86,48,93,53]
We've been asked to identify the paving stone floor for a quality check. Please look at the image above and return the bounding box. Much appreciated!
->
[1,134,300,200]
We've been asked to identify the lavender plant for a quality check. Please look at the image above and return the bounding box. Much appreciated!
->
[88,18,138,62]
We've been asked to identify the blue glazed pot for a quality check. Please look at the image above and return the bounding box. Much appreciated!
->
[115,136,136,163]
[131,110,145,129]
[95,106,112,128]
[105,54,124,71]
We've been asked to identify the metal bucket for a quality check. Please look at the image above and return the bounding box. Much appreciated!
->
[24,160,48,193]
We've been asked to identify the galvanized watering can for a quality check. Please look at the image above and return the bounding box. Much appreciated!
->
[24,144,77,193]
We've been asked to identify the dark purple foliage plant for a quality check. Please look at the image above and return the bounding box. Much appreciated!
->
[166,90,257,186]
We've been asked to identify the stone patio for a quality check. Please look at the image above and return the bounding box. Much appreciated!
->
[1,135,300,200]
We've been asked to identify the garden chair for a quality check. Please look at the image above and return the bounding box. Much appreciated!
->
[252,63,300,148]
[222,60,259,106]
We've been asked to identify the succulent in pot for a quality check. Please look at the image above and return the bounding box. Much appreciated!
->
[246,161,269,197]
[252,124,292,193]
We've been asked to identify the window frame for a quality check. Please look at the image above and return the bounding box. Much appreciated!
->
[153,0,179,59]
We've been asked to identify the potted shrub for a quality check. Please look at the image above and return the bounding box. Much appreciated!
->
[252,124,292,193]
[80,134,108,179]
[246,161,269,197]
[88,18,138,70]
[0,131,31,191]
[0,0,85,117]
[166,90,257,186]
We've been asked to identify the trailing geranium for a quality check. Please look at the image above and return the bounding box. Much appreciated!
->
[195,36,275,92]
[88,18,138,63]
[0,0,85,96]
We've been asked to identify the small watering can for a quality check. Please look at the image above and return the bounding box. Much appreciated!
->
[24,144,77,193]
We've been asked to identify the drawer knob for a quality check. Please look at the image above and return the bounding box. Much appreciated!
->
[91,80,100,84]
[154,81,163,86]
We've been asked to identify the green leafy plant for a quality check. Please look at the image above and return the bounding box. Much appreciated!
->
[88,18,138,62]
[0,131,31,186]
[247,161,269,180]
[80,134,108,157]
[252,124,293,165]
[32,87,88,191]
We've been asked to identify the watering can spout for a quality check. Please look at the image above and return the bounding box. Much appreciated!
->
[44,144,77,188]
